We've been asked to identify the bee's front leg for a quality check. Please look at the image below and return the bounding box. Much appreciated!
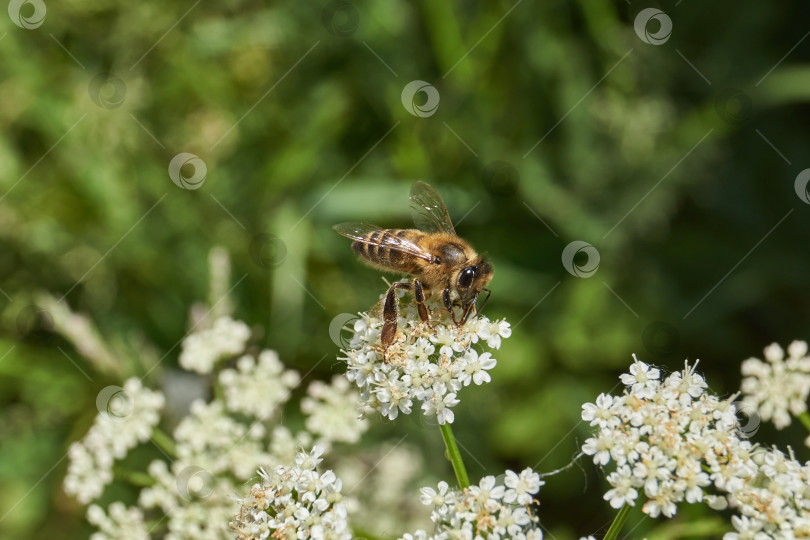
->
[412,279,430,325]
[459,291,480,325]
[381,282,410,354]
[443,288,460,326]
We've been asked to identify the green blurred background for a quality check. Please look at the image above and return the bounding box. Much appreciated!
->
[2,1,810,538]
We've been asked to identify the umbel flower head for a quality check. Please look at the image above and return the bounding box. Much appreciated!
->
[740,340,810,430]
[338,295,511,425]
[231,446,351,540]
[581,356,754,518]
[63,315,368,539]
[400,468,545,539]
[724,446,810,540]
[582,356,810,538]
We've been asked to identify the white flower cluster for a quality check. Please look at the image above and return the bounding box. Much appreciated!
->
[219,350,300,419]
[340,297,510,424]
[741,340,810,430]
[64,378,164,503]
[64,314,369,540]
[583,356,810,538]
[231,446,352,540]
[581,357,752,518]
[179,316,251,374]
[87,502,149,540]
[724,447,810,539]
[302,375,370,446]
[400,468,544,540]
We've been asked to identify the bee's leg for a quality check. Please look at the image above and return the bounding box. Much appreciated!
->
[412,279,430,324]
[459,291,480,325]
[443,288,460,326]
[460,288,492,325]
[381,282,409,353]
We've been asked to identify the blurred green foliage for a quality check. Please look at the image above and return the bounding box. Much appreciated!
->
[2,0,810,538]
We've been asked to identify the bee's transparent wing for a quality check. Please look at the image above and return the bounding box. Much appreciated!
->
[409,181,456,236]
[332,222,434,262]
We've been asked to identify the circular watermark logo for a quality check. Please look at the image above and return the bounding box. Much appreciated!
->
[329,312,361,349]
[321,1,359,37]
[714,88,751,125]
[88,73,127,110]
[634,8,672,45]
[96,385,135,422]
[168,153,207,190]
[249,233,287,269]
[15,305,54,343]
[482,161,519,197]
[176,465,215,501]
[642,321,680,359]
[8,0,46,29]
[795,168,810,204]
[732,400,760,439]
[561,241,600,278]
[401,80,440,118]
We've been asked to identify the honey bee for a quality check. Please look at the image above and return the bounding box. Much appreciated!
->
[333,181,493,350]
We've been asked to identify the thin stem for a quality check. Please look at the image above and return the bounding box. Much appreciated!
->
[797,411,810,434]
[603,504,632,540]
[439,422,470,489]
[151,426,178,458]
[114,466,156,487]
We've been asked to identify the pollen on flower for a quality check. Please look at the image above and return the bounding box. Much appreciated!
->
[401,469,544,539]
[337,296,510,425]
[581,358,749,518]
[231,446,352,540]
[583,356,810,537]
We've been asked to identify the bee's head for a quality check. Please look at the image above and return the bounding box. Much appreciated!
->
[456,258,493,303]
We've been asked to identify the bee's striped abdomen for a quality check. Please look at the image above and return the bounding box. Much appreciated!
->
[352,229,423,274]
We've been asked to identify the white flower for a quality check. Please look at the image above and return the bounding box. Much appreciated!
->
[338,297,509,424]
[403,469,543,539]
[62,260,355,540]
[618,355,660,398]
[232,446,352,540]
[722,446,810,539]
[64,378,164,504]
[64,442,113,504]
[581,394,617,428]
[583,357,758,520]
[178,316,250,374]
[740,340,810,430]
[476,318,512,349]
[420,481,450,506]
[173,399,270,479]
[87,503,149,540]
[302,376,369,445]
[604,465,638,509]
[219,350,300,419]
[421,384,460,425]
[504,468,544,505]
[454,349,497,386]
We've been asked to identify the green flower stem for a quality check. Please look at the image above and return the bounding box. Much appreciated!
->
[151,426,178,458]
[604,504,632,540]
[439,422,470,489]
[797,411,810,434]
[114,466,155,487]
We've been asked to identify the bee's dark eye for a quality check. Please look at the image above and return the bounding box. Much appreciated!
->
[458,266,476,288]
